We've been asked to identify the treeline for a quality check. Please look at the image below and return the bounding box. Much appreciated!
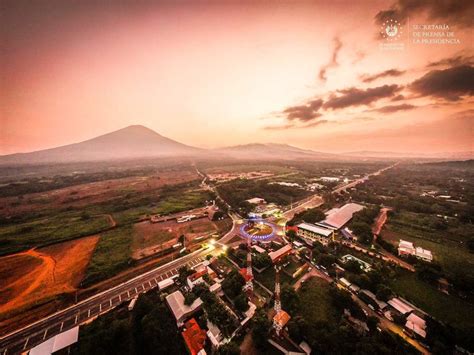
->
[217,179,310,213]
[287,207,326,226]
[349,206,380,245]
[71,293,186,355]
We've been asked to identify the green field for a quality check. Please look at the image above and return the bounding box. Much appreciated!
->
[82,226,133,287]
[298,277,336,324]
[389,271,474,331]
[384,224,474,278]
[254,265,292,290]
[0,213,111,256]
[154,189,214,215]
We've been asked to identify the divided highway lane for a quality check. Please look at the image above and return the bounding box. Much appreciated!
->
[0,249,211,355]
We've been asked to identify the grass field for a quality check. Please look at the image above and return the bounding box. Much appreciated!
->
[82,227,133,287]
[298,277,336,324]
[383,226,474,278]
[0,213,110,256]
[389,271,474,331]
[254,265,292,290]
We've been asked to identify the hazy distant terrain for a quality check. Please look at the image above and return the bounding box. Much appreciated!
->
[1,125,472,165]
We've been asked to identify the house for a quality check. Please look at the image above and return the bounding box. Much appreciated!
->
[268,244,293,263]
[398,240,415,256]
[187,265,217,289]
[206,321,223,349]
[321,203,364,230]
[181,318,207,355]
[273,310,291,334]
[398,240,433,262]
[29,327,79,355]
[405,313,427,339]
[296,223,333,246]
[166,291,203,326]
[387,297,414,315]
[415,247,433,262]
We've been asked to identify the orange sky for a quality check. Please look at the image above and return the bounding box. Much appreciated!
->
[1,0,473,155]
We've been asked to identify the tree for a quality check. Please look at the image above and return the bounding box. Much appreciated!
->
[317,253,336,268]
[252,309,271,350]
[178,234,186,245]
[281,285,300,314]
[366,316,379,332]
[222,270,245,299]
[234,294,249,313]
[217,342,240,355]
[376,285,392,302]
[253,253,272,269]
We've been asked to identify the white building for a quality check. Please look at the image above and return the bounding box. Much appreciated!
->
[296,223,333,245]
[166,291,203,326]
[405,313,427,339]
[398,240,433,262]
[321,203,364,230]
[246,197,266,205]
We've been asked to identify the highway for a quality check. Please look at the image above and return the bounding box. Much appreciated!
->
[0,248,214,354]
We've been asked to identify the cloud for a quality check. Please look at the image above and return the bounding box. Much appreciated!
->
[373,103,416,113]
[409,65,474,101]
[375,0,474,28]
[282,99,323,122]
[427,54,474,68]
[318,37,342,82]
[323,84,401,110]
[263,119,328,131]
[360,69,405,83]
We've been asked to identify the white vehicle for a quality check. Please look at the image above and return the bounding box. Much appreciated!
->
[128,296,138,311]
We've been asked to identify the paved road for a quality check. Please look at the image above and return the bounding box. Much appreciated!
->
[0,248,214,354]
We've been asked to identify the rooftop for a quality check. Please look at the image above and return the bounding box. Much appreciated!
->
[388,297,414,315]
[297,223,333,237]
[405,313,427,338]
[268,244,293,262]
[322,203,364,229]
[273,310,291,328]
[166,291,203,323]
[182,318,207,355]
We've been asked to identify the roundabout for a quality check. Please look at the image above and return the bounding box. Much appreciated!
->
[240,218,276,241]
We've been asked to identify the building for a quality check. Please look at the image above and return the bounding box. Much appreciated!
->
[387,297,414,315]
[273,310,291,335]
[415,247,433,262]
[320,177,340,182]
[181,318,207,355]
[405,313,427,339]
[296,223,333,245]
[29,327,79,355]
[398,240,433,262]
[246,197,266,205]
[398,240,415,256]
[268,244,293,263]
[321,203,364,230]
[187,265,217,289]
[359,289,387,311]
[166,291,203,326]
